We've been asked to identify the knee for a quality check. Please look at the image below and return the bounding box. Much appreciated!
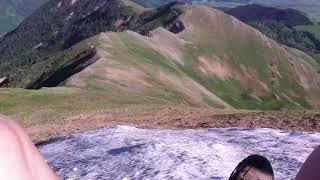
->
[0,114,18,126]
[0,115,21,148]
[0,114,24,155]
[0,114,57,180]
[0,115,34,179]
[0,114,26,153]
[0,114,25,137]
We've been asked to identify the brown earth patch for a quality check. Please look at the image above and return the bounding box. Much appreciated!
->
[196,56,269,97]
[158,72,232,108]
[23,106,320,144]
[291,58,320,90]
[179,5,275,46]
[114,19,124,28]
[178,7,197,36]
[268,63,281,86]
[235,65,270,96]
[127,29,186,66]
[99,33,115,49]
[197,54,270,97]
[197,56,232,79]
[149,28,187,65]
[254,30,273,48]
[282,46,320,91]
[104,66,153,90]
[178,6,235,39]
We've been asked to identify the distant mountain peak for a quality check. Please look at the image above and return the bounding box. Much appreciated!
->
[226,4,313,27]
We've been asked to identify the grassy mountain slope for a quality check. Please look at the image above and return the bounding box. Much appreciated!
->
[0,0,48,37]
[226,4,313,27]
[2,4,320,125]
[163,6,320,109]
[134,0,320,20]
[251,0,320,20]
[0,0,182,78]
[225,5,320,64]
[193,0,320,20]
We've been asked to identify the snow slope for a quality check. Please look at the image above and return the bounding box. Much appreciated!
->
[38,126,320,180]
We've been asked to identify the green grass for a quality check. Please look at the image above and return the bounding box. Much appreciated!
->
[0,87,169,125]
[103,32,225,107]
[9,36,94,88]
[2,4,318,124]
[171,7,313,110]
[126,43,179,73]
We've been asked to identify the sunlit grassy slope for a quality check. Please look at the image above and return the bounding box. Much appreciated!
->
[1,5,320,124]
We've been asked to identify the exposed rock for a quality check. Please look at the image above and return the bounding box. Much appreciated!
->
[167,20,185,34]
[0,77,9,87]
[26,47,99,89]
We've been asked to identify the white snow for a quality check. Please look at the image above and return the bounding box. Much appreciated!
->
[65,12,74,21]
[57,1,62,8]
[0,77,7,83]
[70,0,78,6]
[34,42,43,49]
[38,126,320,180]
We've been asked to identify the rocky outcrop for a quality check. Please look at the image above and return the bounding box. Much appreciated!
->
[167,20,185,34]
[0,77,9,87]
[26,47,98,89]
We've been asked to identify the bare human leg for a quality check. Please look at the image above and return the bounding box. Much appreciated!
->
[0,114,57,180]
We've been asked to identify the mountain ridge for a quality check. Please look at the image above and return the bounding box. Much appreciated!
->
[0,0,184,79]
[224,4,320,64]
[0,1,320,127]
[6,4,320,109]
[130,0,320,23]
[0,0,48,36]
[1,0,320,37]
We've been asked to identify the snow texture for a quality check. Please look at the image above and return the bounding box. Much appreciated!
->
[38,126,320,180]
